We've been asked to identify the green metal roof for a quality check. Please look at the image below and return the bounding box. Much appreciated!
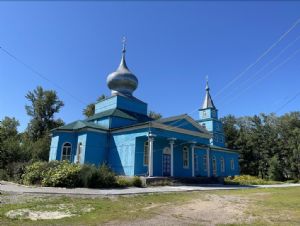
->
[53,108,152,132]
[54,120,107,131]
[86,108,152,122]
[86,109,136,121]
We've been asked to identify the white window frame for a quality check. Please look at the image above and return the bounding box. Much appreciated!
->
[183,146,189,169]
[143,141,149,166]
[221,157,225,172]
[61,142,72,161]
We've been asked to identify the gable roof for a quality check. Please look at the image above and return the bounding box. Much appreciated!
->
[157,114,210,135]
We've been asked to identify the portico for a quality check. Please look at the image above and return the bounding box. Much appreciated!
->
[143,132,211,178]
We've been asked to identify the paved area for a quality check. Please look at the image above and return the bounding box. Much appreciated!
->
[1,180,300,196]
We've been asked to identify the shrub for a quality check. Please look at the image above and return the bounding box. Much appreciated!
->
[6,162,28,183]
[22,161,49,185]
[88,164,116,188]
[224,175,280,185]
[21,161,118,188]
[78,164,98,188]
[0,169,9,180]
[116,177,133,187]
[116,176,144,188]
[42,161,81,188]
[132,176,143,187]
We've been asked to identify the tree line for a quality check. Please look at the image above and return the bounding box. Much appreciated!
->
[221,113,300,180]
[0,86,299,181]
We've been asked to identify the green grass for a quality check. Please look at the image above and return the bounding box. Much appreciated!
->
[1,187,300,225]
[215,187,300,226]
[0,192,192,226]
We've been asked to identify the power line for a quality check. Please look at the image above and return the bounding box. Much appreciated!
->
[219,46,300,108]
[275,91,300,114]
[218,34,300,105]
[0,46,88,106]
[214,17,300,99]
[163,17,300,130]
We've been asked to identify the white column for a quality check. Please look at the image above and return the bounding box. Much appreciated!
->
[191,144,195,177]
[206,147,211,177]
[148,134,155,177]
[168,138,176,177]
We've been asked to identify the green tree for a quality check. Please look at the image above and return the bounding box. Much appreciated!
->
[220,115,239,150]
[83,94,106,118]
[148,111,162,120]
[268,155,284,181]
[25,86,64,140]
[0,117,22,169]
[25,86,64,161]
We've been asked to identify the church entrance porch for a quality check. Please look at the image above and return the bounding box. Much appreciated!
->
[136,134,202,178]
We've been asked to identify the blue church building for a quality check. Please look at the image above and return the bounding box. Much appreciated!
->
[49,43,239,178]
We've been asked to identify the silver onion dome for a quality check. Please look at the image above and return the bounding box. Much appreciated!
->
[106,39,138,96]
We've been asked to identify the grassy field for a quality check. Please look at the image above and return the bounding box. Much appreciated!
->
[0,187,300,226]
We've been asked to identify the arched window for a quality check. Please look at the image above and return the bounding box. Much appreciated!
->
[183,146,189,168]
[220,157,225,172]
[62,143,72,161]
[144,141,149,166]
[163,147,171,155]
[212,156,217,176]
[231,159,235,170]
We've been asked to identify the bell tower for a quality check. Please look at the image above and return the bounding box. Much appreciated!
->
[198,78,225,147]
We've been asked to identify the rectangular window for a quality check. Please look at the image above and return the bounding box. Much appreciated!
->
[194,154,198,172]
[212,157,217,176]
[203,154,207,171]
[231,159,235,170]
[144,141,149,166]
[183,147,189,168]
[221,158,225,172]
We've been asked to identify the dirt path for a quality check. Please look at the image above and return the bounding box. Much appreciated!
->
[105,194,256,226]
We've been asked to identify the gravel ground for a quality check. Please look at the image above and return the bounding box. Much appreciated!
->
[1,180,300,196]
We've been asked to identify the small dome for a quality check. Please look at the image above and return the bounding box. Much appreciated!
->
[106,47,138,96]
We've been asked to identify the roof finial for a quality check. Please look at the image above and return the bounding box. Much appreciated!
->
[205,75,209,91]
[122,36,127,53]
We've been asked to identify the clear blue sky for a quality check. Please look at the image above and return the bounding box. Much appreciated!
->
[1,1,300,131]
